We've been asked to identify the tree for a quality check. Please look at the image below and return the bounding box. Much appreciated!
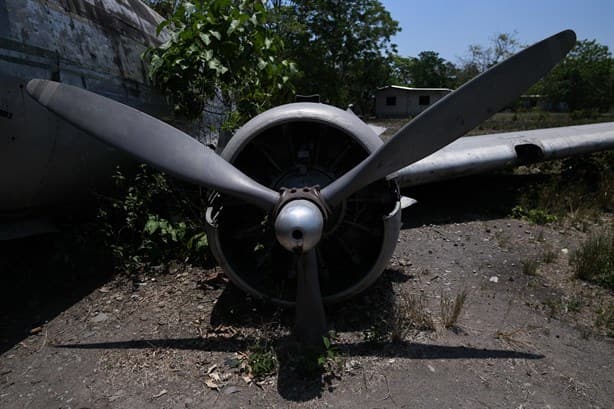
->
[144,0,297,126]
[532,39,613,111]
[389,55,413,86]
[410,51,456,88]
[389,52,457,88]
[272,0,400,112]
[457,31,523,83]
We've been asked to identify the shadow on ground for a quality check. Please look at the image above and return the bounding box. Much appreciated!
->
[0,232,112,354]
[401,172,554,228]
[55,334,543,402]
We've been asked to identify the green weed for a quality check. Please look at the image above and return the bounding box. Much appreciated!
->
[541,248,558,264]
[511,205,558,225]
[247,342,278,379]
[571,226,614,290]
[96,164,210,274]
[521,259,540,276]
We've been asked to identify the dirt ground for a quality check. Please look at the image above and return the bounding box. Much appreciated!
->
[1,175,613,409]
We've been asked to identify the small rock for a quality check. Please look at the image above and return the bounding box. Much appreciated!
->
[223,386,241,395]
[561,248,569,255]
[152,389,167,399]
[91,313,108,323]
[489,276,499,283]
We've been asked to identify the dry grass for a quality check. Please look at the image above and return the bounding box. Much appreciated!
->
[440,289,468,329]
[390,291,435,343]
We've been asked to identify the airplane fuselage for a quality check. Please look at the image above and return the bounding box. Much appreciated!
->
[0,0,168,224]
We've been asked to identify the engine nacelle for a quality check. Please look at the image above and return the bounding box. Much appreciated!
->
[205,103,401,306]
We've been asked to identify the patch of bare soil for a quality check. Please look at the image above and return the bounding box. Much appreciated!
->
[1,175,613,408]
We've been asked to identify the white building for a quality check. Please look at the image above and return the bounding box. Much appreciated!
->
[375,86,452,118]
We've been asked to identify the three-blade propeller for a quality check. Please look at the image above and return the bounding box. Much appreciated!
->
[27,29,576,347]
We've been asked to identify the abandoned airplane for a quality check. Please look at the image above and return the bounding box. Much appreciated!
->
[25,24,614,344]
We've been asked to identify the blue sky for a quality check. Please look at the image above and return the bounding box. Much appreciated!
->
[379,0,614,63]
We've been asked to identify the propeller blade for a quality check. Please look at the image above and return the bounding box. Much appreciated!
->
[322,29,576,206]
[26,79,279,211]
[295,250,327,347]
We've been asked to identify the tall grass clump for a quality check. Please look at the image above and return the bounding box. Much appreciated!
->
[571,226,614,290]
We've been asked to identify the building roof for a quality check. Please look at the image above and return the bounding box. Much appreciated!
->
[377,85,453,92]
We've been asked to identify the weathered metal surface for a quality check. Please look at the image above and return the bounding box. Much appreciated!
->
[0,0,169,215]
[392,122,614,187]
[205,103,401,305]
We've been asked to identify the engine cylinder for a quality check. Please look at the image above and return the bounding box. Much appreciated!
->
[205,103,401,306]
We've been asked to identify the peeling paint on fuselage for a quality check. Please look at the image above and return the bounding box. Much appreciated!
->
[0,0,171,216]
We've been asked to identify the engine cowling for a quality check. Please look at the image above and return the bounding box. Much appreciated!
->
[205,103,401,306]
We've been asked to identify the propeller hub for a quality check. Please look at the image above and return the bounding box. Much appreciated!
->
[274,199,324,253]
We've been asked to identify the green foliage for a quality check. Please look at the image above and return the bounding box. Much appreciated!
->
[272,0,399,112]
[543,296,582,317]
[144,0,297,122]
[390,52,456,88]
[509,150,613,226]
[316,335,341,374]
[96,164,209,274]
[511,205,558,225]
[247,342,278,379]
[531,39,613,111]
[521,259,539,276]
[571,225,614,291]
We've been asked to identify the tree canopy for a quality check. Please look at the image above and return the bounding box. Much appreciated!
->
[531,39,613,111]
[456,32,524,84]
[141,2,613,116]
[271,0,400,112]
[390,51,456,88]
[144,0,297,125]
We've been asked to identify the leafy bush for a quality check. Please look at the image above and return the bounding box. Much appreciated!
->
[247,342,277,379]
[511,205,558,225]
[96,164,210,274]
[144,0,296,121]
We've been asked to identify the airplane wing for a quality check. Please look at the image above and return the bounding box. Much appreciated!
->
[390,122,614,188]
